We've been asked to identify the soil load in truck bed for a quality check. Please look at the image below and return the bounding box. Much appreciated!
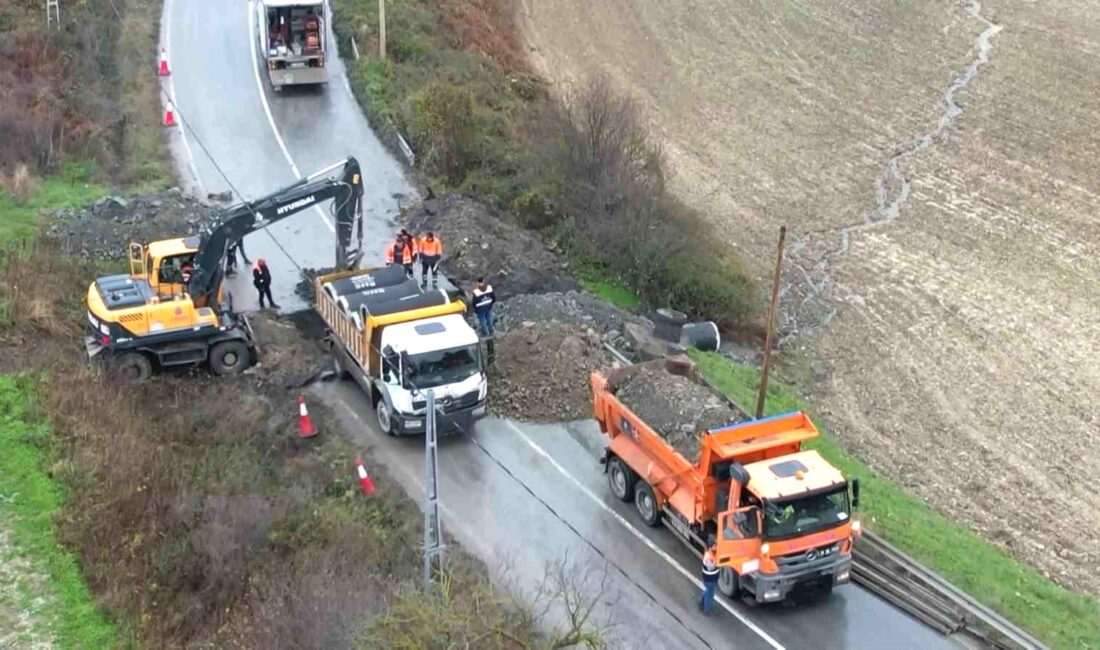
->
[613,362,744,459]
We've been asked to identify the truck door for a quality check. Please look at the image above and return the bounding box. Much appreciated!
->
[716,506,762,574]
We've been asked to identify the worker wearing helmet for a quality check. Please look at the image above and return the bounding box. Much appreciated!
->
[418,231,443,288]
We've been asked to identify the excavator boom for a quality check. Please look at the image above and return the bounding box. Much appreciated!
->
[188,157,364,307]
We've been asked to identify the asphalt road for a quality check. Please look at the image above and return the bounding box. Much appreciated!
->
[162,0,412,312]
[161,1,961,647]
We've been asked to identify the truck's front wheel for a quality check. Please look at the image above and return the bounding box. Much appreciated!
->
[718,567,739,597]
[376,398,395,436]
[634,482,661,527]
[608,457,637,502]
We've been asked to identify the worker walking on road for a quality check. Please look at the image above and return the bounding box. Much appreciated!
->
[700,543,719,614]
[385,231,417,278]
[418,231,443,288]
[252,258,278,309]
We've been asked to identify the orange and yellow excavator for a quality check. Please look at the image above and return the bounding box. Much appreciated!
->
[85,157,365,380]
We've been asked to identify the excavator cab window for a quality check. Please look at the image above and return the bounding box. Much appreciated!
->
[156,254,197,295]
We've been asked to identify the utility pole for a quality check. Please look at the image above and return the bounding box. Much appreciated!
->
[378,0,386,60]
[755,225,786,419]
[423,390,442,588]
[46,0,60,29]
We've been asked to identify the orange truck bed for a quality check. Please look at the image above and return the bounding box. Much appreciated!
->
[592,357,860,603]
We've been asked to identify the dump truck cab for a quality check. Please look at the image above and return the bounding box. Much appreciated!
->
[713,440,858,602]
[375,313,487,435]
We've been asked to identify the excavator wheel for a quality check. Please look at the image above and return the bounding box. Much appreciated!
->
[633,482,661,527]
[209,340,250,376]
[109,352,153,382]
[607,457,637,502]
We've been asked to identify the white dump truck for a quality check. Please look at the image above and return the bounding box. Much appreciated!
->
[255,0,328,89]
[315,266,488,436]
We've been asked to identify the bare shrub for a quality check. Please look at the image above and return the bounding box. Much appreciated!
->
[1,164,37,203]
[525,74,756,326]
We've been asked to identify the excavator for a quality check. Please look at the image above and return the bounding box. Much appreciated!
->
[85,157,365,380]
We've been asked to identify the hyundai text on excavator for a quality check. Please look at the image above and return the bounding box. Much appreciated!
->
[85,158,366,380]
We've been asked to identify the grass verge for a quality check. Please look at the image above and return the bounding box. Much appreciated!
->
[0,165,104,246]
[580,277,641,312]
[0,375,119,648]
[689,350,1100,650]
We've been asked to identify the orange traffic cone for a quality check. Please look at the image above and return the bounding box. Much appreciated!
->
[157,47,171,76]
[163,101,177,127]
[355,458,376,495]
[298,394,317,438]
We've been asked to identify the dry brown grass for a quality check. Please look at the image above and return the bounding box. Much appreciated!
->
[1,165,37,204]
[0,240,546,647]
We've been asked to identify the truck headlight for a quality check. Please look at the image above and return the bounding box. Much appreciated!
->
[740,559,759,575]
[478,379,487,402]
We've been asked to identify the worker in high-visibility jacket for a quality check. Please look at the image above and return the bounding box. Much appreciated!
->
[418,232,443,288]
[699,545,719,614]
[385,231,417,278]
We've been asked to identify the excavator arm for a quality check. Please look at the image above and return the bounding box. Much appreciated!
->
[188,157,364,307]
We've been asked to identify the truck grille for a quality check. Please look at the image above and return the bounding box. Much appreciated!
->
[412,390,480,414]
[775,542,842,569]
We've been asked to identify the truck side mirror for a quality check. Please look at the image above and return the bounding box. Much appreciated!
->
[851,478,861,509]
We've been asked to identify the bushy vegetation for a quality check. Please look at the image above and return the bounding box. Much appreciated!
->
[333,0,756,326]
[0,0,171,189]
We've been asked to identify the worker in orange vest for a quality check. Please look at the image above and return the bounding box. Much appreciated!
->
[385,231,417,278]
[418,231,443,288]
[700,544,719,614]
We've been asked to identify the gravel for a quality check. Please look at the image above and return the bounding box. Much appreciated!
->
[495,291,639,335]
[614,362,744,459]
[48,190,220,259]
[401,194,578,298]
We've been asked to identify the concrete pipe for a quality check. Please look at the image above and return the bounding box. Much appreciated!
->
[337,278,420,315]
[360,289,450,320]
[681,321,720,352]
[652,308,688,342]
[322,264,409,300]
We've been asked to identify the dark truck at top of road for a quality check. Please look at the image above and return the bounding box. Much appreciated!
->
[255,0,328,89]
[593,357,863,604]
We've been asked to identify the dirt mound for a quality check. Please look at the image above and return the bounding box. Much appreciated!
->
[614,362,744,459]
[247,311,329,390]
[401,194,577,298]
[489,322,607,421]
[49,190,220,259]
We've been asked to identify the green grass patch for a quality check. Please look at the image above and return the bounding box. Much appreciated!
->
[689,349,1100,650]
[0,164,104,245]
[0,375,118,648]
[580,277,642,311]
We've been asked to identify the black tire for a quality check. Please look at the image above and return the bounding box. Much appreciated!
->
[634,481,661,527]
[209,340,250,376]
[109,352,152,382]
[375,397,395,436]
[607,457,637,502]
[718,567,739,598]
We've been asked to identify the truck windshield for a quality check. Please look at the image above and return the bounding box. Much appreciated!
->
[762,485,850,541]
[406,344,480,389]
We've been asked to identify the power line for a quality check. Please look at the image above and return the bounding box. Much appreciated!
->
[97,0,307,273]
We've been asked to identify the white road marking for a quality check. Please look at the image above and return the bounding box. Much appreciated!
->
[162,0,204,196]
[247,0,335,233]
[503,420,786,650]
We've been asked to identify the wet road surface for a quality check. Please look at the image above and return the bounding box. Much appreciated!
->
[162,1,961,647]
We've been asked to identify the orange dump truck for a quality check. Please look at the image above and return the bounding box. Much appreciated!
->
[592,358,862,603]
